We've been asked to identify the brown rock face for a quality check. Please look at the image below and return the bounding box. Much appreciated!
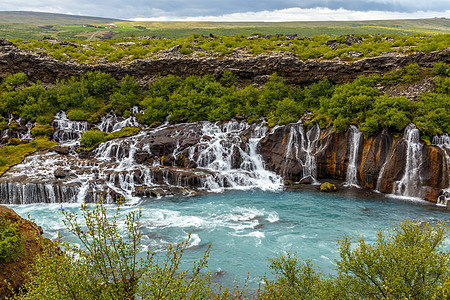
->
[1,44,449,86]
[359,130,394,189]
[0,205,48,299]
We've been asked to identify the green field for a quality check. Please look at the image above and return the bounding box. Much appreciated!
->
[0,11,449,40]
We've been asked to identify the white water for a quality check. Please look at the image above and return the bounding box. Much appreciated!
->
[282,122,328,183]
[392,124,423,198]
[433,134,450,206]
[0,119,283,204]
[344,125,362,187]
[190,121,283,192]
[52,111,89,145]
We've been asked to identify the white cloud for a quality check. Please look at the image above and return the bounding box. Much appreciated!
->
[132,7,450,22]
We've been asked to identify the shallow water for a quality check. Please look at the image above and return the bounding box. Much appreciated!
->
[7,188,450,288]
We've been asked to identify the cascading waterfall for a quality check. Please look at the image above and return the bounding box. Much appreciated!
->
[0,119,284,204]
[191,121,283,191]
[98,107,141,133]
[433,134,450,206]
[344,125,362,187]
[392,124,423,198]
[52,111,89,145]
[282,122,323,183]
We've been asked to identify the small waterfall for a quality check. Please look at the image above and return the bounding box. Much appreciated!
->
[0,120,283,204]
[282,122,323,183]
[433,134,450,206]
[193,121,283,191]
[52,111,89,145]
[98,107,141,133]
[392,124,423,198]
[344,125,362,187]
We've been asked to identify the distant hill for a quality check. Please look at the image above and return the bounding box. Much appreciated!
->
[0,11,125,25]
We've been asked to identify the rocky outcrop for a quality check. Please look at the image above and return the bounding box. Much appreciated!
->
[259,122,449,202]
[1,43,449,86]
[0,205,47,299]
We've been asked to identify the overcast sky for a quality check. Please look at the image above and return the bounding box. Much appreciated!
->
[1,0,449,21]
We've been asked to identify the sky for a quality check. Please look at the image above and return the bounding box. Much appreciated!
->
[1,0,449,21]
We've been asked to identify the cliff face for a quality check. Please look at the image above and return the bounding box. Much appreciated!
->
[1,43,449,85]
[260,123,449,203]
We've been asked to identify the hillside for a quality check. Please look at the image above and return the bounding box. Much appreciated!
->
[0,12,448,40]
[0,11,124,25]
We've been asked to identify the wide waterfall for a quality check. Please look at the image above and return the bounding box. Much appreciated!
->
[344,125,362,187]
[433,134,450,206]
[0,115,283,204]
[392,124,423,198]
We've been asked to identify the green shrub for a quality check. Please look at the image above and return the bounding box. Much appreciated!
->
[31,124,54,138]
[19,203,249,299]
[80,129,106,149]
[261,219,450,299]
[67,109,91,121]
[0,215,24,263]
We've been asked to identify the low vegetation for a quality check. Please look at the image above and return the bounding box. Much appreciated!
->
[0,214,24,263]
[80,127,140,150]
[0,62,449,145]
[11,32,450,64]
[15,203,450,299]
[0,139,56,176]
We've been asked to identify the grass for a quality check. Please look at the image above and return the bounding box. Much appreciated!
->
[0,139,56,176]
[81,127,140,151]
[0,16,449,40]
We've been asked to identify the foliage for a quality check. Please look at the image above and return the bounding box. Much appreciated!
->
[67,109,91,121]
[0,139,56,176]
[81,127,140,151]
[261,219,450,299]
[80,128,107,150]
[31,124,54,138]
[19,202,249,299]
[0,215,24,263]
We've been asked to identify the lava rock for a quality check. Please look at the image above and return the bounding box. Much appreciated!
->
[320,182,337,192]
[54,168,68,179]
[51,146,70,155]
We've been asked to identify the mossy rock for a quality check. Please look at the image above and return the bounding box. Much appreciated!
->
[320,182,337,192]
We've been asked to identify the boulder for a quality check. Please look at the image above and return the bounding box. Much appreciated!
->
[320,182,337,192]
[54,168,68,179]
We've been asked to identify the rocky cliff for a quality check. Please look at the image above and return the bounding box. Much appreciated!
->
[1,41,449,86]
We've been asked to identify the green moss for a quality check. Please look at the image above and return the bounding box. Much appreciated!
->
[81,127,140,151]
[8,120,20,132]
[0,138,56,176]
[320,182,337,192]
[31,124,54,138]
[0,215,24,263]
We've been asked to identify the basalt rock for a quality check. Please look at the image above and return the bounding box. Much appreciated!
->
[1,43,449,86]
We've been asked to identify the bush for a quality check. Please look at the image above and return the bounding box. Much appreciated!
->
[67,109,91,121]
[261,219,450,299]
[80,129,106,149]
[31,124,54,138]
[19,203,249,299]
[0,215,24,263]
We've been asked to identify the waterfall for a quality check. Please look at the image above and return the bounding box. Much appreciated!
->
[192,121,283,192]
[52,111,89,145]
[282,122,323,183]
[344,125,362,187]
[433,134,450,206]
[392,124,423,198]
[0,120,284,204]
[98,107,141,133]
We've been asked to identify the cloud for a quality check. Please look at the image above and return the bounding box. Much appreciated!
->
[0,0,449,20]
[132,7,450,22]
